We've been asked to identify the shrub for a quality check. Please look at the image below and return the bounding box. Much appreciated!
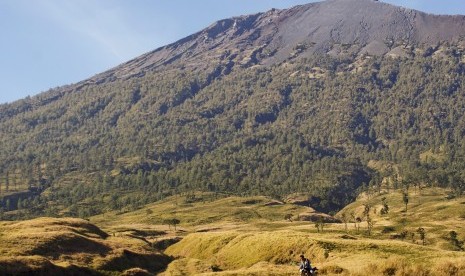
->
[382,226,396,233]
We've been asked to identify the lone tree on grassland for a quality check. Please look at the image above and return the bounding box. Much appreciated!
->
[171,218,180,230]
[417,227,426,246]
[402,192,409,212]
[355,217,362,233]
[315,217,325,233]
[163,218,181,231]
[363,204,374,235]
[380,197,389,215]
[449,231,464,251]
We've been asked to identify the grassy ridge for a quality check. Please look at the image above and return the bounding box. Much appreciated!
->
[0,217,171,275]
[90,194,318,232]
[164,230,465,275]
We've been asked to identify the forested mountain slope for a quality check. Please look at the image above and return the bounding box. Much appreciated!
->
[1,0,465,219]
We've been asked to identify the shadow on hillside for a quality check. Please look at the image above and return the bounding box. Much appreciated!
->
[95,249,172,274]
[0,257,101,276]
[29,233,111,258]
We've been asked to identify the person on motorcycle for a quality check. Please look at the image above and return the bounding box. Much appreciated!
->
[299,254,312,275]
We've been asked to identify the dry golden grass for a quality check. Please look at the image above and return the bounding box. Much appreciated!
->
[164,229,465,275]
[90,194,316,235]
[161,259,298,276]
[2,191,464,275]
[120,267,153,276]
[161,258,217,275]
[0,256,60,274]
[0,217,171,275]
[350,257,465,276]
[88,191,465,275]
[337,188,465,250]
[94,195,302,222]
[0,217,109,257]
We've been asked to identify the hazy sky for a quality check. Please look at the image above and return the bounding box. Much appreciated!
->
[1,0,464,104]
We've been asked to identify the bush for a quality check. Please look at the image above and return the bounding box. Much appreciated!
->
[382,226,396,233]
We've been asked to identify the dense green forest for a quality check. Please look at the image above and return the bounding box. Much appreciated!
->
[1,47,465,219]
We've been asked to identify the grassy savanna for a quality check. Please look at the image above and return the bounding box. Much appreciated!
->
[89,191,465,275]
[90,194,320,233]
[1,191,465,275]
[338,188,465,250]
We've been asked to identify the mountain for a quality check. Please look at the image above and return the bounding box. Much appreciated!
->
[1,0,465,219]
[8,0,464,94]
[91,0,465,83]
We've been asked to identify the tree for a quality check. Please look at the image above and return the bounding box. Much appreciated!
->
[5,199,10,212]
[417,227,426,246]
[449,231,464,251]
[13,173,18,191]
[355,217,362,233]
[171,218,180,231]
[402,192,409,212]
[314,217,325,233]
[284,213,293,222]
[163,219,172,230]
[366,217,375,236]
[380,197,389,215]
[449,174,465,199]
[314,221,321,233]
[399,230,408,241]
[363,204,373,235]
[392,174,399,190]
[5,172,9,192]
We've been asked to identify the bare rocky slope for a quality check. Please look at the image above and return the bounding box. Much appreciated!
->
[91,0,465,82]
[4,0,464,104]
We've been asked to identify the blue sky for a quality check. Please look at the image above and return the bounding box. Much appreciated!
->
[1,0,464,104]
